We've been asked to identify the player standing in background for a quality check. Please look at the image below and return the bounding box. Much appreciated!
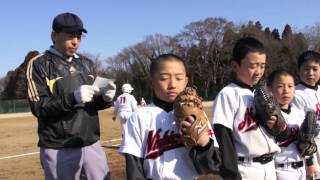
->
[211,37,281,180]
[267,69,309,180]
[112,83,138,134]
[119,54,220,180]
[293,50,320,179]
[26,12,116,180]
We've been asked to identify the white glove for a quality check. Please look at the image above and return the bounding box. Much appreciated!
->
[101,81,116,102]
[74,85,100,103]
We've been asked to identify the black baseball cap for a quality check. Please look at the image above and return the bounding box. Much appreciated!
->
[52,12,87,33]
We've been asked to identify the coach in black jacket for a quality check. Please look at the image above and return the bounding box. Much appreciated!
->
[26,12,115,180]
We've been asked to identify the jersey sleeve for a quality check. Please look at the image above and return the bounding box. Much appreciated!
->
[189,139,221,174]
[125,154,146,180]
[213,124,241,180]
[211,89,236,129]
[119,111,146,158]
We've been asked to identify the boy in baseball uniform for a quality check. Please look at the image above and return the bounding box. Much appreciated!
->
[119,54,220,180]
[112,83,138,134]
[268,69,309,180]
[211,37,281,180]
[293,50,320,179]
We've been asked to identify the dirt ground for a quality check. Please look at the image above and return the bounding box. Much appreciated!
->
[0,104,220,180]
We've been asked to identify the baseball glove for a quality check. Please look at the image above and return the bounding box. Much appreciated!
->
[297,110,318,156]
[254,82,287,137]
[173,87,209,147]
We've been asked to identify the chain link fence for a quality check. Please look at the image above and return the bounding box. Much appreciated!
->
[0,99,30,113]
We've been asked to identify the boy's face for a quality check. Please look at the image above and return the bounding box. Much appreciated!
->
[150,59,188,103]
[299,60,320,86]
[270,74,295,109]
[232,52,266,86]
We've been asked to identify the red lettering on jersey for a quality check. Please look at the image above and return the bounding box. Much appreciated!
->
[146,129,183,159]
[238,108,258,132]
[120,96,126,104]
[316,103,320,121]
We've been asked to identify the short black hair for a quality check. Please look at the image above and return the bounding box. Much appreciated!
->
[232,37,266,64]
[297,50,320,69]
[267,68,296,87]
[149,53,186,77]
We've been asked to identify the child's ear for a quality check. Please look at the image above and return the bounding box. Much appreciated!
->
[231,60,238,71]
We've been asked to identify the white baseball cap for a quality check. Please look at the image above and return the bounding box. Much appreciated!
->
[122,83,134,93]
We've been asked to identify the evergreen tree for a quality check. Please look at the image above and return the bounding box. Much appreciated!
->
[272,28,281,40]
[255,21,263,30]
[282,24,293,40]
[264,27,271,38]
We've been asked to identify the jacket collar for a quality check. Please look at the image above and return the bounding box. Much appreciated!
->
[48,46,79,62]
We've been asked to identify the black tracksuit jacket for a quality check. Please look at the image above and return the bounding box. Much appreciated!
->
[26,49,112,148]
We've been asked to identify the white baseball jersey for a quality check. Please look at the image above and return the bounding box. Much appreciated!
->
[114,93,138,128]
[119,103,218,180]
[211,83,280,157]
[275,106,306,180]
[275,106,305,164]
[293,83,320,179]
[294,83,320,122]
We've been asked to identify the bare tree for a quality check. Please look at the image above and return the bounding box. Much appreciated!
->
[81,52,105,76]
[175,17,236,98]
[0,76,6,95]
[303,23,320,51]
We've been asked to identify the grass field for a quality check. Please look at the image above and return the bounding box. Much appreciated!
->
[0,103,219,180]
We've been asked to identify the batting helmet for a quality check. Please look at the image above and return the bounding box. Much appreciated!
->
[122,83,134,93]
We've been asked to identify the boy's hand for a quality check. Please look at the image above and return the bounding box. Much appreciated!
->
[266,116,284,129]
[177,111,210,148]
[173,87,209,147]
[180,116,210,147]
[306,165,316,179]
[254,82,288,136]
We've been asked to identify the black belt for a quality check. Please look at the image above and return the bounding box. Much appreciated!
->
[238,153,274,164]
[276,161,303,169]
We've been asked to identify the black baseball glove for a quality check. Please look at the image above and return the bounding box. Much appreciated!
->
[254,82,287,136]
[297,110,318,156]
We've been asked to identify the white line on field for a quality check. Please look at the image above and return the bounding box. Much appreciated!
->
[102,144,121,148]
[0,152,39,160]
[0,138,122,160]
[101,138,122,143]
